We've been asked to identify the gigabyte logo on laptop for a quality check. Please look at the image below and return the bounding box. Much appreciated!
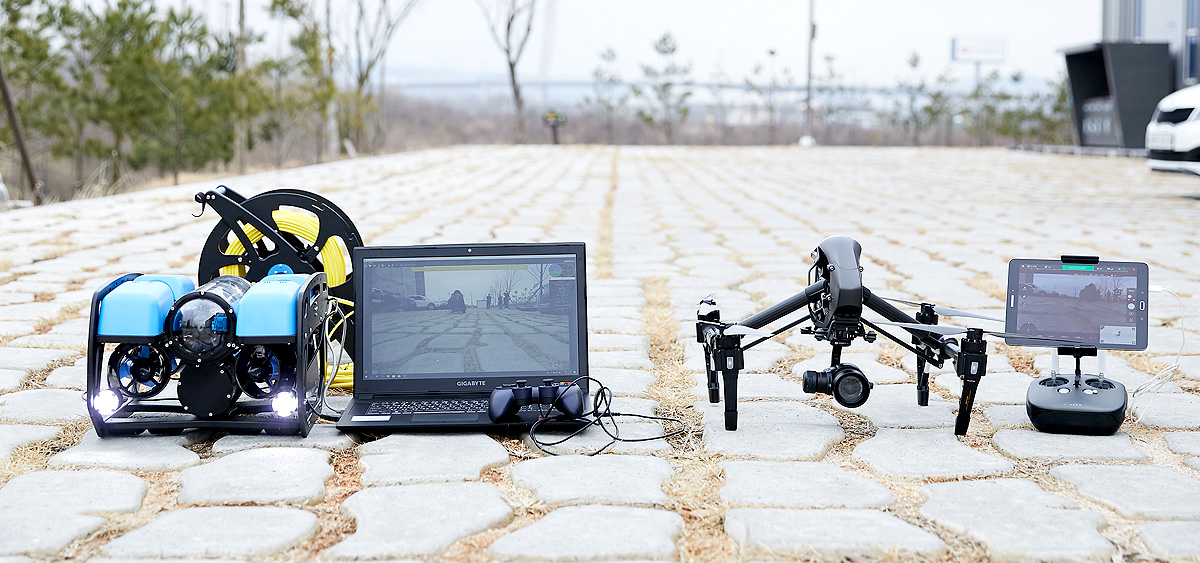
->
[457,380,488,387]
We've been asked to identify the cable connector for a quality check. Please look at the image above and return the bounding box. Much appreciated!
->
[1149,284,1164,293]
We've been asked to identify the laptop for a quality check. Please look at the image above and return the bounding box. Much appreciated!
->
[336,242,589,430]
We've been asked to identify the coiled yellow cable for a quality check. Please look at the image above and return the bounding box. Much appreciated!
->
[220,209,348,287]
[221,208,358,388]
[327,362,355,389]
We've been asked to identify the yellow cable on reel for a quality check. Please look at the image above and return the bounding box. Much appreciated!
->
[220,209,349,286]
[221,209,357,389]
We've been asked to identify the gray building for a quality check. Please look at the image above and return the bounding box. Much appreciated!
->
[1103,0,1199,88]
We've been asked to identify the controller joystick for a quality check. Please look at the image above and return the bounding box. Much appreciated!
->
[488,379,586,422]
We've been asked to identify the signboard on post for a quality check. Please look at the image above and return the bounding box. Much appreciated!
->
[952,37,1006,62]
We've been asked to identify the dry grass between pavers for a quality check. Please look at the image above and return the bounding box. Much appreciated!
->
[640,275,739,563]
[16,351,85,391]
[271,447,364,563]
[590,149,618,280]
[59,470,182,561]
[440,437,549,563]
[0,418,91,487]
[965,273,1005,301]
[997,342,1039,375]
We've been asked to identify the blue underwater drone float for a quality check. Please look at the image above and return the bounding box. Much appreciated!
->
[86,272,333,437]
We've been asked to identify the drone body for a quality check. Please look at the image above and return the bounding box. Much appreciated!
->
[697,235,993,434]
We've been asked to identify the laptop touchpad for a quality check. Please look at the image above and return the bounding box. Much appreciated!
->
[411,413,480,423]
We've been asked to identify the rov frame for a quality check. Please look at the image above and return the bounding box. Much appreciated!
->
[86,272,331,437]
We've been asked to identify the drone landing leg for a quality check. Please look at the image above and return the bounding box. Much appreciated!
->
[953,329,989,435]
[704,354,720,403]
[954,374,980,435]
[722,367,739,430]
[916,358,930,407]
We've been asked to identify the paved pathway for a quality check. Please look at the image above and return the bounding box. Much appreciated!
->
[0,146,1198,561]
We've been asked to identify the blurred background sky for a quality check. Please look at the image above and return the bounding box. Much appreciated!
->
[178,0,1100,97]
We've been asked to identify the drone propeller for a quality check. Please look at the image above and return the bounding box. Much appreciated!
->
[872,321,1082,345]
[723,325,776,338]
[881,296,1003,323]
[697,294,718,316]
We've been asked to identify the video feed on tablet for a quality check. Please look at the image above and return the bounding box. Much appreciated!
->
[1005,259,1148,350]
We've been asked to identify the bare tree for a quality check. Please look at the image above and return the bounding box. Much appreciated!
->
[345,0,422,153]
[476,0,536,144]
[525,263,551,302]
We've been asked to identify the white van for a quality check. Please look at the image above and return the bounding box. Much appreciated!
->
[1146,83,1200,174]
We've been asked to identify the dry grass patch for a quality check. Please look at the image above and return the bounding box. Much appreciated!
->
[997,342,1038,375]
[965,273,1006,301]
[878,342,910,373]
[60,470,182,560]
[441,437,548,563]
[591,149,619,280]
[273,448,364,562]
[0,418,91,487]
[639,275,740,562]
[18,351,85,390]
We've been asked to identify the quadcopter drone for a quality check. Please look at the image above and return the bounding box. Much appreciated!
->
[696,235,1027,435]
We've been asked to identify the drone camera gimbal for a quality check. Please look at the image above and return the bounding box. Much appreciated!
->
[697,236,992,435]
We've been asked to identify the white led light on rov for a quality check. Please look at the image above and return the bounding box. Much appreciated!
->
[272,391,298,417]
[93,389,120,416]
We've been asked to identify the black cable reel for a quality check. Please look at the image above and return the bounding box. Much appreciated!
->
[194,186,362,357]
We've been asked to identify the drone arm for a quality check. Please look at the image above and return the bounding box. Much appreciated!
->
[739,279,827,329]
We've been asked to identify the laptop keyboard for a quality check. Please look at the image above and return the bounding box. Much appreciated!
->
[364,398,542,416]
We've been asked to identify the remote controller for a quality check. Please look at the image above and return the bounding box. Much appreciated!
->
[488,378,585,422]
[1026,374,1126,435]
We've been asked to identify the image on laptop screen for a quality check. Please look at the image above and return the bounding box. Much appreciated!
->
[360,253,581,380]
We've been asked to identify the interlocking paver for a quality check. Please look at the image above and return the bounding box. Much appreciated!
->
[0,389,88,423]
[691,371,812,401]
[725,508,944,558]
[698,401,844,460]
[1140,521,1200,559]
[0,370,23,392]
[103,506,318,558]
[832,383,957,428]
[357,433,509,485]
[1132,393,1200,428]
[49,429,205,471]
[0,510,106,557]
[935,371,1033,404]
[327,482,512,559]
[0,424,59,463]
[0,469,146,513]
[209,424,358,455]
[983,404,1033,428]
[854,428,1013,478]
[178,447,332,504]
[992,429,1147,460]
[0,347,75,372]
[511,454,673,505]
[720,461,894,508]
[490,505,681,561]
[1,146,1199,561]
[921,479,1113,560]
[1051,464,1200,519]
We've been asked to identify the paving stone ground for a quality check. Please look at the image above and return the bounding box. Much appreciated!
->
[1,146,1199,561]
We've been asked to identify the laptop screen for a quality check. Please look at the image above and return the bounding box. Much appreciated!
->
[359,252,582,384]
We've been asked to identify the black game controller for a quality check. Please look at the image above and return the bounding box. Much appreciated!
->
[1026,374,1127,435]
[488,378,586,422]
